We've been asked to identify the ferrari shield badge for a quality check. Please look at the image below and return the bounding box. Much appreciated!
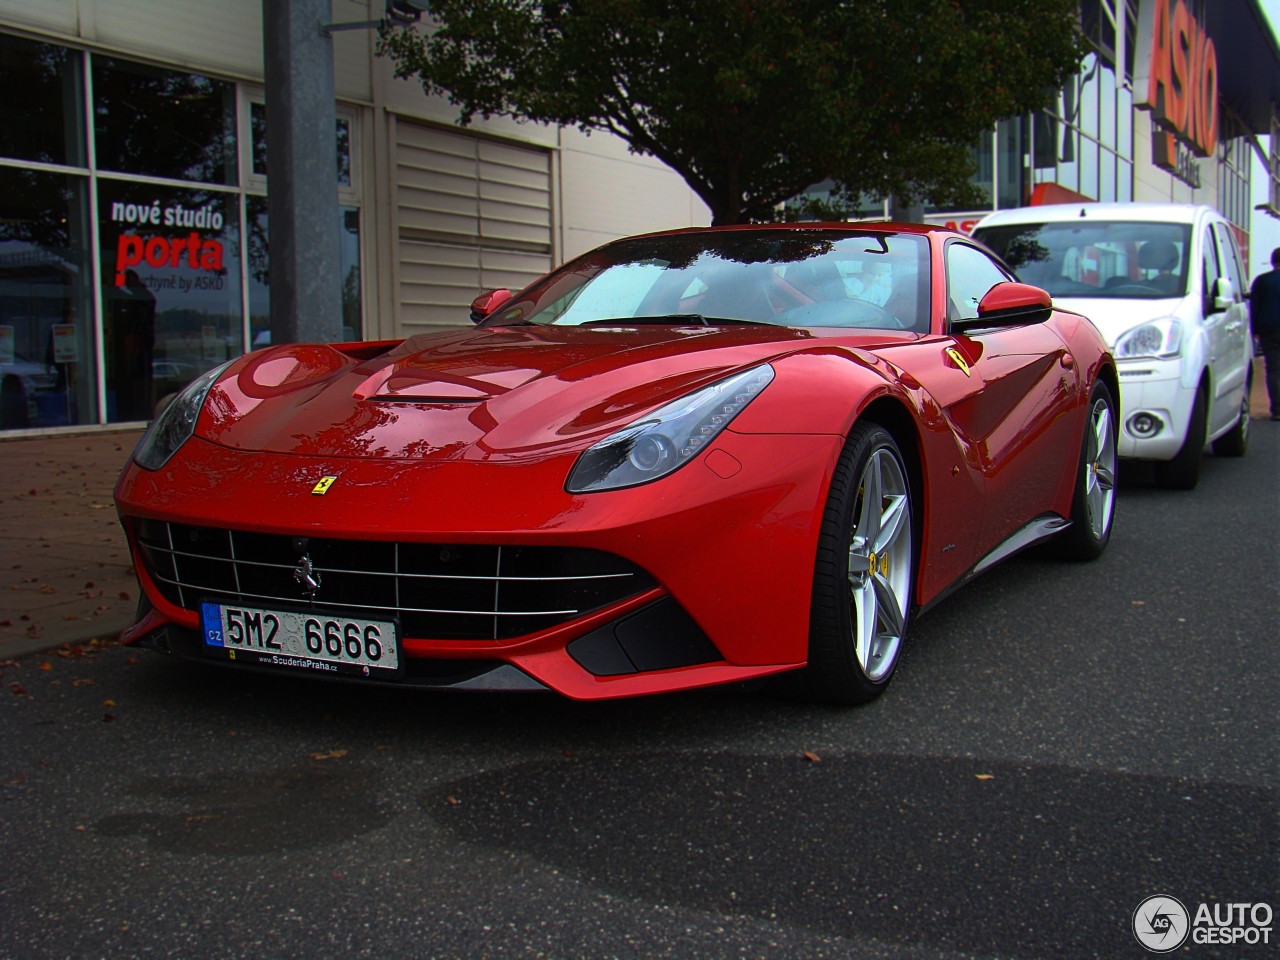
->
[311,476,337,495]
[945,347,972,377]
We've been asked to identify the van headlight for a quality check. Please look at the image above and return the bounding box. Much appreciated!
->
[1114,318,1182,359]
[566,364,774,493]
[132,360,234,471]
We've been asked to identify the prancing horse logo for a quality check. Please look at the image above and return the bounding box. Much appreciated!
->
[293,554,321,600]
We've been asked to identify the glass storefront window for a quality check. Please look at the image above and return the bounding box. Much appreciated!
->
[997,118,1027,209]
[0,34,84,167]
[97,182,242,422]
[1100,65,1116,150]
[1080,136,1099,200]
[1100,151,1116,202]
[93,57,237,186]
[340,207,361,341]
[0,168,95,429]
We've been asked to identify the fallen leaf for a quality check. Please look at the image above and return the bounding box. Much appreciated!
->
[102,713,115,722]
[562,749,576,757]
[375,745,388,751]
[28,488,36,496]
[40,585,55,594]
[119,591,131,601]
[64,615,78,621]
[25,625,40,638]
[1131,600,1146,606]
[803,751,822,763]
[6,776,25,785]
[84,581,95,589]
[71,678,95,687]
[38,662,52,672]
[446,795,459,806]
[74,825,85,831]
[184,814,218,823]
[308,749,348,761]
[0,660,17,668]
[8,682,26,696]
[975,774,995,781]
[103,699,116,707]
[0,620,11,627]
[125,658,138,665]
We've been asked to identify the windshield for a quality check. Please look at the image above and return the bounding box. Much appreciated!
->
[486,231,932,332]
[973,221,1192,299]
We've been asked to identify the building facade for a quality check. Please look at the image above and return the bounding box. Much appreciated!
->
[920,0,1280,264]
[0,0,711,434]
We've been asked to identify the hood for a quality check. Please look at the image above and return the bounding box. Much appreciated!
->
[197,324,914,460]
[1052,296,1189,347]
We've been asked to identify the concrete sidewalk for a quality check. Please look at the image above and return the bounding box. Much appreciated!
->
[0,429,144,660]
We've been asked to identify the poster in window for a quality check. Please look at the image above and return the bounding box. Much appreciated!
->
[52,324,78,363]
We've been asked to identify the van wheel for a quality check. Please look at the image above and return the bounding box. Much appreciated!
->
[1210,377,1250,457]
[1156,384,1206,490]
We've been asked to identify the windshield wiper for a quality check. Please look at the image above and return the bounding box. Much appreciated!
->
[579,314,773,327]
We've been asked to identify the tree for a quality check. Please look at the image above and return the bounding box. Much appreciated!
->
[379,0,1086,225]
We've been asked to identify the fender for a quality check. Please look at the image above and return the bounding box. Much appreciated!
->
[1181,325,1208,390]
[729,348,901,436]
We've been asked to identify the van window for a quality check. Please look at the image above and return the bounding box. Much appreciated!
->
[1202,226,1222,309]
[1212,222,1246,300]
[973,220,1192,299]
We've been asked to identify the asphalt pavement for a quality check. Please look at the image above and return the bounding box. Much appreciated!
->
[0,423,1276,960]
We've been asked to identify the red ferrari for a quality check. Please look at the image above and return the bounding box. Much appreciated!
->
[115,224,1117,703]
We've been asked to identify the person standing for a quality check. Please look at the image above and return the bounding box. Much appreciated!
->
[1249,247,1280,420]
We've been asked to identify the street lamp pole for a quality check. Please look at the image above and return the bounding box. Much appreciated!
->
[262,0,343,346]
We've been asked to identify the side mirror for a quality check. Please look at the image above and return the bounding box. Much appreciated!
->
[1213,277,1235,312]
[470,288,513,324]
[955,282,1053,331]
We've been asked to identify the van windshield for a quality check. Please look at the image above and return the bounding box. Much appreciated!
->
[973,221,1192,299]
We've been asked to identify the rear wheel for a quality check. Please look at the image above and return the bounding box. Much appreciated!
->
[1156,383,1206,490]
[1055,381,1117,560]
[786,423,914,704]
[1210,376,1250,457]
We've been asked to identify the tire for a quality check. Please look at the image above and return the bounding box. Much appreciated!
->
[1210,376,1250,457]
[781,423,915,704]
[1156,382,1207,490]
[1055,381,1117,561]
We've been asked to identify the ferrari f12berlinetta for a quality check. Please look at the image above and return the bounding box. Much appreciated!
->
[115,224,1117,703]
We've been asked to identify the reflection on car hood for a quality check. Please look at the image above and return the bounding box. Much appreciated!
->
[196,324,914,460]
[1052,296,1188,346]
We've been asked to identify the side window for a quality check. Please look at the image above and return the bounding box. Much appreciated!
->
[1201,226,1222,311]
[1213,222,1246,301]
[946,243,1011,322]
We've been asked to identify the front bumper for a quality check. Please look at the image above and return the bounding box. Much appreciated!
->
[115,430,838,699]
[1116,359,1195,460]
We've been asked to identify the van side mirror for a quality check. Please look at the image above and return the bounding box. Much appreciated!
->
[470,288,513,324]
[953,282,1053,331]
[1213,277,1235,312]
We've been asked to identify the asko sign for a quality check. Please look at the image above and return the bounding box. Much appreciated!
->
[1135,0,1218,158]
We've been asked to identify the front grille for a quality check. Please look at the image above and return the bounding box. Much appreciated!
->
[135,520,656,640]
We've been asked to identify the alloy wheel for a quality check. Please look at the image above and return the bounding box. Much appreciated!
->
[847,448,912,682]
[1085,397,1117,540]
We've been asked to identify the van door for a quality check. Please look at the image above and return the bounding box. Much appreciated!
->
[1198,224,1234,434]
[1211,221,1251,428]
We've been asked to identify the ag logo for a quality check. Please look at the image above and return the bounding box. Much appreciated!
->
[1133,895,1190,953]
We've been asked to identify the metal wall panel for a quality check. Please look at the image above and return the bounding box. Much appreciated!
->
[395,122,551,333]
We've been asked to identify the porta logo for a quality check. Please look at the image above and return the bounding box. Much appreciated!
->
[1132,895,1190,953]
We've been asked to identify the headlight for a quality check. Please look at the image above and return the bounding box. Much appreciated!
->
[566,364,775,493]
[132,360,234,471]
[1114,318,1182,359]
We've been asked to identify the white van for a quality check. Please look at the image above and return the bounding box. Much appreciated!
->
[973,203,1252,489]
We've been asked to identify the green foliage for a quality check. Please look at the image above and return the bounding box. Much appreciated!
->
[379,0,1085,225]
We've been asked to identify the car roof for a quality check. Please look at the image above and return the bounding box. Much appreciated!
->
[974,202,1213,228]
[623,221,957,243]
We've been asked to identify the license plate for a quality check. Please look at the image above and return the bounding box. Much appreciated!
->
[200,601,400,677]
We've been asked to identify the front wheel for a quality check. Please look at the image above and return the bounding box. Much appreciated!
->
[1211,377,1250,457]
[1055,381,1117,561]
[1156,383,1206,489]
[787,423,915,704]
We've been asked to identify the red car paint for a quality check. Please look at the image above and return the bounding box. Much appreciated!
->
[114,223,1114,700]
